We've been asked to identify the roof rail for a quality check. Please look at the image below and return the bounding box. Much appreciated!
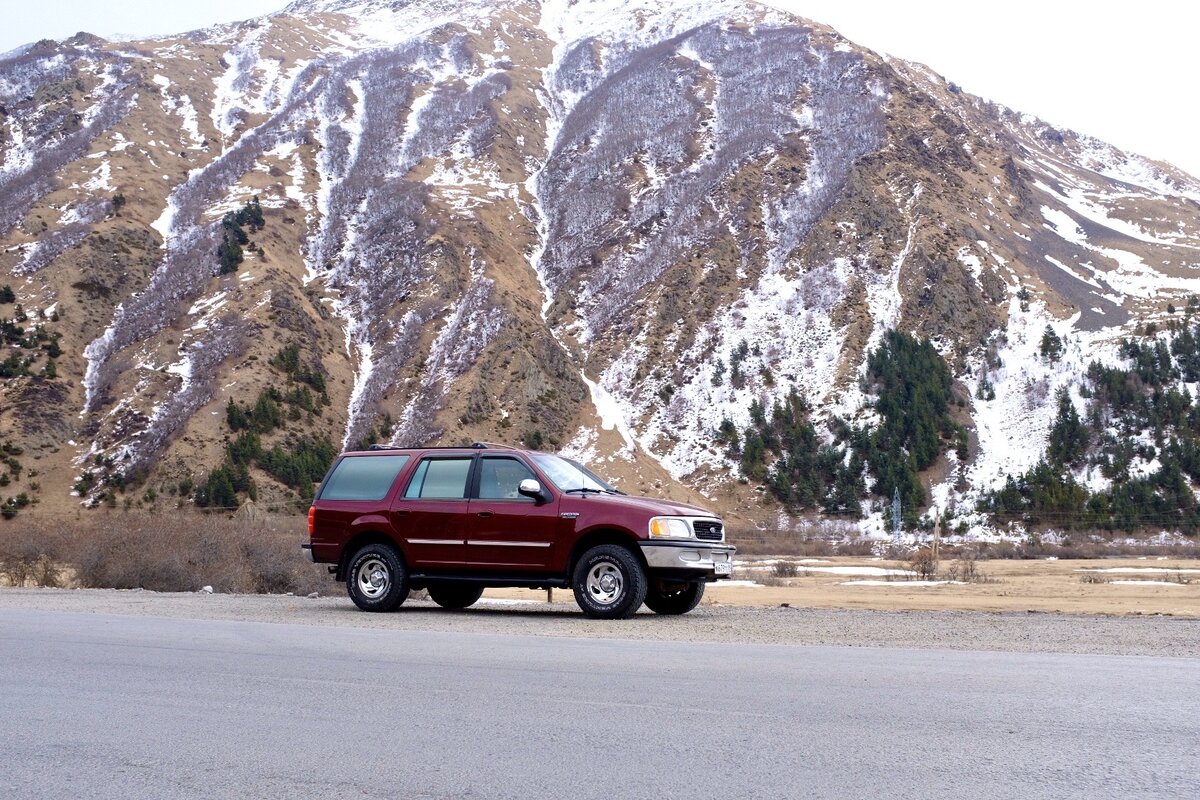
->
[357,442,514,452]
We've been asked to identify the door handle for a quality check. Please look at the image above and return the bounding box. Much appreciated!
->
[476,511,493,518]
[394,510,410,516]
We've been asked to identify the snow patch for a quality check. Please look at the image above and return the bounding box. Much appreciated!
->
[582,375,637,452]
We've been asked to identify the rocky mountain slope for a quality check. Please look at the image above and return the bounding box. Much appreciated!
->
[2,0,1199,530]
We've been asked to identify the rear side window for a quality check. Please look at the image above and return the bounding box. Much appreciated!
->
[319,455,410,501]
[404,457,473,499]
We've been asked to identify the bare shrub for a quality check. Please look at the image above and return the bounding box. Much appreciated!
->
[0,537,62,587]
[772,561,799,578]
[0,544,35,586]
[908,548,937,580]
[1024,376,1050,409]
[800,538,834,557]
[974,540,1019,559]
[834,539,876,556]
[31,556,62,588]
[0,513,325,595]
[943,548,997,583]
[1079,573,1111,584]
[944,557,974,583]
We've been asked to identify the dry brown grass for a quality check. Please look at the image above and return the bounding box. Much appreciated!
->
[0,512,325,595]
[695,555,1200,616]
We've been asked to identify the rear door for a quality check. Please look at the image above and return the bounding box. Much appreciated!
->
[465,455,564,571]
[391,455,475,568]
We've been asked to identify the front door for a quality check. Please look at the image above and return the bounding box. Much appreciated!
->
[391,455,474,568]
[465,455,563,571]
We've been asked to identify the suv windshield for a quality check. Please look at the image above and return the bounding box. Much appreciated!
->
[531,454,619,493]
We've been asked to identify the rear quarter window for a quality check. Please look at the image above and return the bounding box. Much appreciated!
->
[318,455,411,501]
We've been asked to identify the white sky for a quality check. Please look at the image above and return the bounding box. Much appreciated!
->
[3,0,1197,177]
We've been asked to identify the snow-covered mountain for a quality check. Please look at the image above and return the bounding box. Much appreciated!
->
[3,0,1199,527]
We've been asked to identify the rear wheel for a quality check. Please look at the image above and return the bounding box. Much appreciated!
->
[644,580,705,615]
[346,543,408,612]
[428,583,485,610]
[572,544,647,619]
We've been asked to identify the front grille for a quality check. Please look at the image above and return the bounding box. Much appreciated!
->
[693,520,723,541]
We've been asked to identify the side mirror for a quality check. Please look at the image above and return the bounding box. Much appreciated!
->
[518,478,547,505]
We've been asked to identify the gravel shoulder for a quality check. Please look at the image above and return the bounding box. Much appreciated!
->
[2,587,1197,658]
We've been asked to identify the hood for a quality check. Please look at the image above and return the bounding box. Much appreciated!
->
[573,492,717,518]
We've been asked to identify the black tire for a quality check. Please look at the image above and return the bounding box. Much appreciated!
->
[346,543,408,612]
[571,544,647,619]
[428,583,485,610]
[644,580,705,615]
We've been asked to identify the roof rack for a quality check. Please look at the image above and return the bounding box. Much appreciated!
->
[358,442,514,452]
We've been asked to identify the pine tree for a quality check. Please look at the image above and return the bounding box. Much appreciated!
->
[1170,323,1200,381]
[976,372,995,401]
[1046,388,1089,467]
[217,238,243,274]
[271,344,301,374]
[226,398,249,431]
[1040,325,1064,363]
[711,358,725,386]
[859,330,963,512]
[199,465,238,509]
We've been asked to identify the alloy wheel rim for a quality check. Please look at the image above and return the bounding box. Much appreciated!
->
[357,557,391,599]
[586,561,623,605]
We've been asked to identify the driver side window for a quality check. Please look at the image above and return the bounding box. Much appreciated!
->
[477,457,536,501]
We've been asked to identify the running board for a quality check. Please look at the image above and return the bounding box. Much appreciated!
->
[408,572,569,590]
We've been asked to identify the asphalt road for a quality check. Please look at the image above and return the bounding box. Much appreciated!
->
[1,609,1196,800]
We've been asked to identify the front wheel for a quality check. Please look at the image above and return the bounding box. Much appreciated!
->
[644,580,705,615]
[428,583,485,610]
[572,544,647,619]
[346,543,408,612]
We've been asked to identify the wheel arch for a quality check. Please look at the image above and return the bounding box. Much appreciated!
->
[567,527,646,582]
[337,530,405,582]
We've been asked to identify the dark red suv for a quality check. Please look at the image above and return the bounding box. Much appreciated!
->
[302,443,735,618]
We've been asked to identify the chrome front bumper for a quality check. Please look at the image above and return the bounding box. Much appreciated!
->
[639,541,736,579]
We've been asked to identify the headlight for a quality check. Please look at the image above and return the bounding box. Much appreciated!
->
[649,517,693,539]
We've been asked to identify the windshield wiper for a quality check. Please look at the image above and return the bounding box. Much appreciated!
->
[564,487,606,494]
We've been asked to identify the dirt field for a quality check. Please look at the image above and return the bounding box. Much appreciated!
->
[487,555,1200,617]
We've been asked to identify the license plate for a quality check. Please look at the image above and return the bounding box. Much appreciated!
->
[714,561,732,577]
